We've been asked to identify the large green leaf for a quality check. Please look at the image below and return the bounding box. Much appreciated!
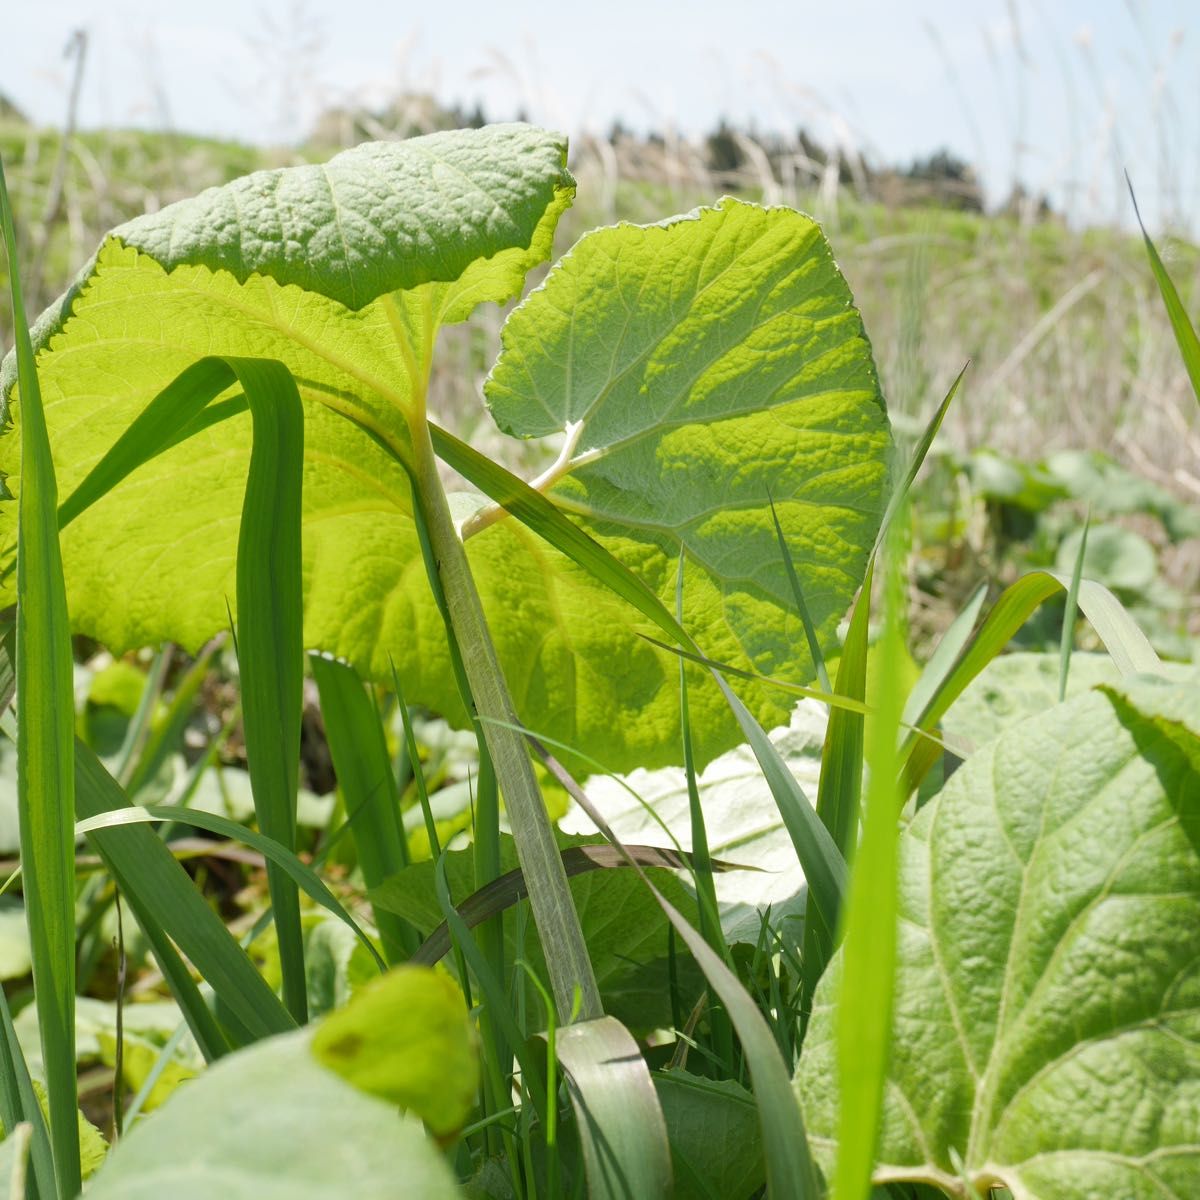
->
[0,134,889,772]
[85,1029,462,1199]
[796,678,1200,1198]
[654,1070,765,1200]
[482,198,891,753]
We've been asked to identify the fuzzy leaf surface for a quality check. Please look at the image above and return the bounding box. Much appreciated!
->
[797,678,1200,1199]
[485,198,891,749]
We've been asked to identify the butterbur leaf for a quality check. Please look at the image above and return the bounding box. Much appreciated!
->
[0,124,570,705]
[86,1030,461,1199]
[310,965,478,1137]
[654,1070,765,1200]
[796,678,1200,1199]
[0,133,890,772]
[483,198,891,757]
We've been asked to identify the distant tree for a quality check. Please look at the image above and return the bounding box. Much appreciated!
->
[705,119,744,174]
[903,148,984,211]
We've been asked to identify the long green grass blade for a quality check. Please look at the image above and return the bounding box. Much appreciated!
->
[310,654,417,964]
[71,739,295,1048]
[818,562,874,857]
[538,746,820,1199]
[550,1016,673,1200]
[769,497,831,694]
[231,357,307,1023]
[899,570,1161,793]
[74,804,385,974]
[0,985,56,1200]
[675,552,734,1069]
[802,563,873,1033]
[900,582,988,732]
[1128,176,1200,407]
[712,679,847,956]
[409,420,600,1025]
[0,156,81,1199]
[1058,512,1090,702]
[832,532,905,1200]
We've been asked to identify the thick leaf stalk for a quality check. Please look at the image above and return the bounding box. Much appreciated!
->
[408,416,601,1024]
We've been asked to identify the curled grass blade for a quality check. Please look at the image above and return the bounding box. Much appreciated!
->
[400,843,741,967]
[548,1016,673,1200]
[1,156,81,1198]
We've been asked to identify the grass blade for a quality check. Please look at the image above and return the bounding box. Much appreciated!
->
[1128,175,1200,407]
[231,356,307,1023]
[550,1016,673,1199]
[0,986,56,1200]
[432,856,548,1128]
[1,155,81,1198]
[56,358,237,531]
[409,421,601,1024]
[832,530,905,1200]
[535,742,821,1200]
[124,642,219,799]
[1058,511,1090,702]
[675,552,735,1064]
[398,843,739,967]
[310,654,418,964]
[768,496,831,694]
[900,582,988,731]
[71,738,296,1048]
[899,570,1161,794]
[711,680,847,959]
[876,364,968,550]
[801,563,873,1033]
[73,804,385,974]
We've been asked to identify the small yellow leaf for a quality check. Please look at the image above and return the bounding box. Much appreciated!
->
[311,965,478,1137]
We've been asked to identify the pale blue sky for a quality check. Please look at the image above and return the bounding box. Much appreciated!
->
[7,0,1200,229]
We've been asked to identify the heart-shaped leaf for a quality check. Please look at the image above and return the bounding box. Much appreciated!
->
[796,676,1200,1199]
